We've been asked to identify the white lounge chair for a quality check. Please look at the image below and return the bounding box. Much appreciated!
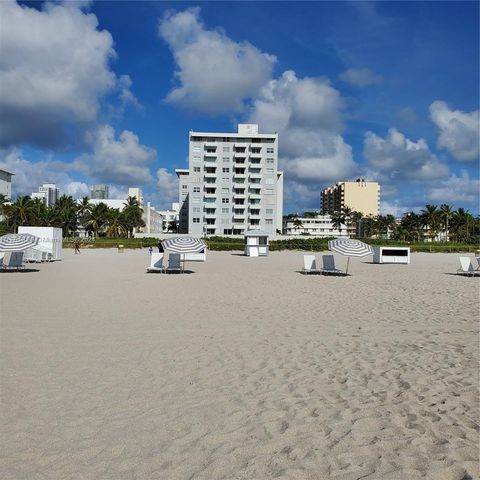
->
[321,255,343,275]
[146,253,165,273]
[457,257,479,276]
[303,255,321,274]
[2,251,24,271]
[166,253,182,273]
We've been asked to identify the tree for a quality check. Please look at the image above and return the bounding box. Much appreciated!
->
[106,209,127,237]
[440,204,454,242]
[5,196,33,232]
[55,195,78,236]
[293,218,303,232]
[330,210,346,235]
[84,202,109,237]
[123,197,144,237]
[421,205,441,241]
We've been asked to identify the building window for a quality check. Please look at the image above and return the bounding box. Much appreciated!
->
[222,177,230,183]
[193,155,201,161]
[223,157,229,162]
[192,197,200,204]
[267,148,274,153]
[182,185,187,190]
[193,186,200,193]
[193,218,200,223]
[266,167,274,173]
[222,198,229,204]
[222,167,230,173]
[193,207,200,213]
[265,178,274,185]
[265,189,273,195]
[266,219,273,225]
[266,158,274,163]
[222,207,229,214]
[193,167,201,172]
[266,208,273,214]
[223,147,230,152]
[193,145,201,152]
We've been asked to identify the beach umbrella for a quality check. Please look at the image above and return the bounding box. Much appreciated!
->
[162,236,206,270]
[328,238,373,274]
[0,233,40,252]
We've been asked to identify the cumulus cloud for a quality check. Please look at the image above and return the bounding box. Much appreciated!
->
[427,170,480,204]
[85,125,156,186]
[247,70,357,183]
[429,101,479,162]
[158,7,276,114]
[0,0,134,148]
[339,68,383,87]
[155,168,179,208]
[363,128,449,181]
[0,147,87,198]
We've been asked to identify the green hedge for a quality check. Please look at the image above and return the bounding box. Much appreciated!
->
[62,236,479,253]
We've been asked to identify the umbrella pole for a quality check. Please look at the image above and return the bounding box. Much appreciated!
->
[346,256,350,275]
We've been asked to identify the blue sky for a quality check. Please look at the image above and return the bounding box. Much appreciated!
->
[1,0,478,216]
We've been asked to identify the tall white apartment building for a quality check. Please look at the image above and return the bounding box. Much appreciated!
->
[0,168,14,200]
[176,124,283,236]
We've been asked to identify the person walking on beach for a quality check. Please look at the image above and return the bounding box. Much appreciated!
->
[74,240,81,254]
[149,246,153,256]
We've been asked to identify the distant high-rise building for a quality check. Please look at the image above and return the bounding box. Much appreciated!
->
[321,179,380,217]
[91,184,109,199]
[128,187,143,205]
[0,168,14,200]
[31,183,59,207]
[176,124,283,235]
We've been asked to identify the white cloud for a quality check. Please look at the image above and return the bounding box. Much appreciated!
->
[0,0,131,148]
[429,101,479,162]
[380,200,416,218]
[0,147,87,198]
[339,68,383,87]
[363,128,449,181]
[427,170,480,204]
[158,7,276,114]
[85,125,156,186]
[247,70,357,183]
[155,168,179,208]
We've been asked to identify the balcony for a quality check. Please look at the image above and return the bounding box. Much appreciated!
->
[249,173,262,180]
[205,142,217,149]
[249,153,262,160]
[233,191,246,199]
[204,192,217,200]
[204,171,217,179]
[204,152,217,159]
[233,151,247,159]
[249,193,261,200]
[233,211,246,219]
[204,212,217,219]
[234,171,247,180]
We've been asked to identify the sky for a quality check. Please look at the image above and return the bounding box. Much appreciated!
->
[0,0,479,216]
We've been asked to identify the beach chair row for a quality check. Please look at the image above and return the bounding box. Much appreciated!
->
[146,253,182,273]
[24,248,53,263]
[457,256,480,276]
[303,254,344,275]
[1,252,25,271]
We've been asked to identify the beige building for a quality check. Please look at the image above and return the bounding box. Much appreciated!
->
[321,179,380,216]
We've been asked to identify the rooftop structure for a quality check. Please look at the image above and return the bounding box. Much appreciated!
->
[31,183,59,207]
[91,184,109,200]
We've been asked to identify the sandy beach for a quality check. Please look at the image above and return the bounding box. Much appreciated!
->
[1,249,478,480]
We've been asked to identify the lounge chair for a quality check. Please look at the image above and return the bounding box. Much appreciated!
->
[146,253,165,273]
[303,255,321,274]
[457,257,479,276]
[166,253,182,273]
[321,254,343,275]
[2,251,24,271]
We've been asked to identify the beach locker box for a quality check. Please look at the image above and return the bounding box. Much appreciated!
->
[244,230,269,257]
[373,246,410,264]
[18,226,63,260]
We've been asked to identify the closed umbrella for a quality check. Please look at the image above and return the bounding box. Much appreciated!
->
[0,233,40,252]
[328,238,373,274]
[162,237,206,270]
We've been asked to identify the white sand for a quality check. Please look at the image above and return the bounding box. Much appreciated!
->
[1,249,479,480]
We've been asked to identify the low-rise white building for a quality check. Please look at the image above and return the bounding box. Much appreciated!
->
[0,168,14,200]
[283,215,348,237]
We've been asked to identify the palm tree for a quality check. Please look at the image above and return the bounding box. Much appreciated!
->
[6,196,34,232]
[350,211,363,237]
[84,202,110,237]
[293,218,303,232]
[330,210,346,235]
[123,197,144,237]
[421,205,441,241]
[54,195,78,236]
[439,204,454,242]
[106,209,127,237]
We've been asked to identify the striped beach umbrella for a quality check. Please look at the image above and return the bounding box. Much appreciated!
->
[162,236,206,254]
[328,238,373,274]
[0,233,40,252]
